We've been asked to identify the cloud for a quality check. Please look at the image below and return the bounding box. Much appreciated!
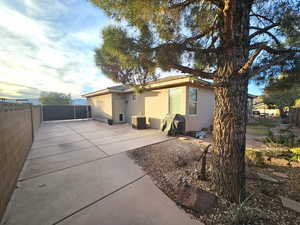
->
[0,81,42,98]
[0,0,116,99]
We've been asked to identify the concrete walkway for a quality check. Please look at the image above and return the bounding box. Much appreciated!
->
[1,120,200,225]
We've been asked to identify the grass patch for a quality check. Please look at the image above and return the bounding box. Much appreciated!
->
[246,119,279,136]
[246,126,269,136]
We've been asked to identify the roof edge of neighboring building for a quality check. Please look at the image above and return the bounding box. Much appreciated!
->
[247,93,257,98]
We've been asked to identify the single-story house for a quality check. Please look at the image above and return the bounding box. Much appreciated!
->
[83,75,254,132]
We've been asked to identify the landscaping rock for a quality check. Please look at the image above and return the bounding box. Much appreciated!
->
[273,172,288,179]
[280,196,300,213]
[257,173,279,183]
[176,184,217,214]
[179,137,189,141]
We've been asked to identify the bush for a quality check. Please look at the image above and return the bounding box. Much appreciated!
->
[228,194,267,225]
[264,130,297,147]
[291,147,300,163]
[245,149,265,166]
[291,147,300,154]
[230,206,264,225]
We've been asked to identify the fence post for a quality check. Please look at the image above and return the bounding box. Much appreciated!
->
[73,105,76,119]
[41,105,44,122]
[40,105,42,124]
[30,104,34,142]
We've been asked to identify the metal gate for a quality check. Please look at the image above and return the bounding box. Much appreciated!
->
[42,105,91,121]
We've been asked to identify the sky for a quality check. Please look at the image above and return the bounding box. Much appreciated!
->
[0,0,262,99]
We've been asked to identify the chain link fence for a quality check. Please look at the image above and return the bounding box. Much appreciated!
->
[41,105,91,121]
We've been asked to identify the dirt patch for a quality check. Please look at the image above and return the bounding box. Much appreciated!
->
[128,138,300,225]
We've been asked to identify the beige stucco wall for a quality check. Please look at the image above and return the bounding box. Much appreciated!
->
[87,85,215,131]
[125,92,145,123]
[87,94,113,121]
[184,86,215,131]
[112,93,126,123]
[144,89,169,129]
[256,108,280,116]
[125,87,186,129]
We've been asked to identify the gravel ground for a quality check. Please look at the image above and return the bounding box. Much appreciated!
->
[128,137,300,225]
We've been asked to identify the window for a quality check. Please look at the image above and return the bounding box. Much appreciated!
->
[169,88,182,114]
[132,94,136,101]
[188,87,198,115]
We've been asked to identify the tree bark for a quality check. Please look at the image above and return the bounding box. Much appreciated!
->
[211,0,252,203]
[212,77,248,202]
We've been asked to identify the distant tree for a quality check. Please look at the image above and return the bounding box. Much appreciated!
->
[90,0,300,202]
[264,57,300,117]
[263,86,300,118]
[39,92,72,105]
[264,57,300,91]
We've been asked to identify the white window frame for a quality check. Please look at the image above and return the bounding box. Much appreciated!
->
[188,87,198,115]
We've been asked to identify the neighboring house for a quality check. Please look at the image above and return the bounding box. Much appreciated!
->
[253,96,280,117]
[83,75,255,132]
[247,94,256,120]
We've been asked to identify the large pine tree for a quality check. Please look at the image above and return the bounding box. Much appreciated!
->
[90,0,300,202]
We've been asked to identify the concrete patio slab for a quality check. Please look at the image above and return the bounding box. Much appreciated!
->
[89,130,159,146]
[37,126,71,134]
[2,154,144,225]
[28,140,95,159]
[20,147,107,180]
[34,130,78,141]
[70,126,110,132]
[79,130,117,140]
[32,135,85,149]
[59,175,200,225]
[98,134,173,155]
[1,120,189,225]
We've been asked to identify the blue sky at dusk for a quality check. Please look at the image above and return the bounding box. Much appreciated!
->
[0,0,262,99]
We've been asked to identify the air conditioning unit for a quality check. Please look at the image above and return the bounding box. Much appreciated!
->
[132,115,146,129]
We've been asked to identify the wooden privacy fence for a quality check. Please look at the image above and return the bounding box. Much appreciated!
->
[0,103,41,219]
[289,107,300,127]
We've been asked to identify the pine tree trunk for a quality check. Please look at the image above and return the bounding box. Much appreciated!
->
[212,77,248,202]
[211,0,252,203]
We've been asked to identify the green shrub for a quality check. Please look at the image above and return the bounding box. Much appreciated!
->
[246,149,265,166]
[264,130,297,147]
[230,206,262,225]
[228,194,267,225]
[291,147,300,155]
[292,155,300,162]
[291,147,300,163]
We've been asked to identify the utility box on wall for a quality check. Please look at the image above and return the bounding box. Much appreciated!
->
[132,116,146,129]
